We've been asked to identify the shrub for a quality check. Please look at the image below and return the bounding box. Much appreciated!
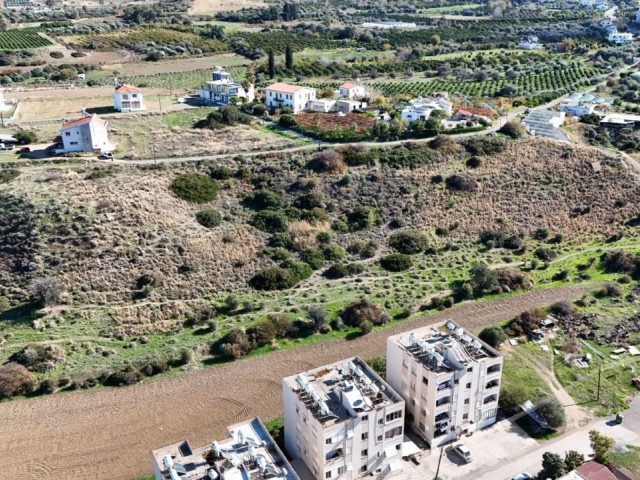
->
[103,367,143,387]
[250,210,289,233]
[541,452,566,479]
[429,134,461,153]
[506,308,547,336]
[445,174,479,192]
[600,250,639,274]
[601,283,622,297]
[0,362,37,398]
[12,343,65,372]
[464,135,508,155]
[49,51,63,59]
[538,396,566,429]
[388,230,429,254]
[478,326,507,348]
[294,192,324,210]
[496,268,533,291]
[0,169,20,184]
[535,247,557,262]
[209,166,234,180]
[15,130,37,144]
[360,320,373,334]
[340,297,390,328]
[247,321,278,346]
[469,263,499,295]
[323,244,345,261]
[299,248,325,270]
[170,173,219,203]
[307,150,346,174]
[346,206,380,231]
[380,253,413,272]
[249,260,312,291]
[550,300,575,317]
[195,208,222,228]
[466,156,482,168]
[499,121,527,139]
[332,219,349,233]
[31,277,65,307]
[243,189,283,210]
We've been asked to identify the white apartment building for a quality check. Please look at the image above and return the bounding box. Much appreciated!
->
[608,31,634,44]
[283,357,405,480]
[113,84,146,112]
[199,66,255,105]
[265,82,316,114]
[152,417,299,480]
[386,321,503,448]
[338,82,366,99]
[56,114,113,154]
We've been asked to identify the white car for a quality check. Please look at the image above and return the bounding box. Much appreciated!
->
[513,474,532,480]
[452,443,473,463]
[99,152,113,159]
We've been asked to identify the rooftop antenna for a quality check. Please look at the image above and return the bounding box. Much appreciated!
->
[409,333,419,346]
[237,430,246,445]
[163,455,174,470]
[256,455,268,472]
[211,441,221,458]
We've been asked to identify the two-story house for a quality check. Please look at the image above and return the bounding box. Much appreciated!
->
[56,114,113,154]
[113,85,146,112]
[265,83,316,114]
[199,66,255,105]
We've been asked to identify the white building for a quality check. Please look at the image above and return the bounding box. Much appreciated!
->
[0,89,9,112]
[609,31,634,44]
[580,0,596,7]
[56,114,113,154]
[152,417,299,480]
[338,81,366,99]
[336,99,367,113]
[308,98,336,113]
[400,96,452,123]
[113,84,146,112]
[283,357,405,480]
[266,82,316,114]
[386,321,503,448]
[199,66,255,105]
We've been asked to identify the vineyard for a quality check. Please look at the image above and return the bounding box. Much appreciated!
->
[0,29,52,50]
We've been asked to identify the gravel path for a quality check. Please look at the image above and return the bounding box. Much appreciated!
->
[0,285,594,480]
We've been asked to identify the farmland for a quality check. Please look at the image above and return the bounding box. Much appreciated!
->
[0,29,52,50]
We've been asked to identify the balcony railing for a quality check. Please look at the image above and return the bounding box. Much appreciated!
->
[483,395,498,405]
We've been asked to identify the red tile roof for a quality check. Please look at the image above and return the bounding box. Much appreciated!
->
[340,82,358,89]
[577,461,617,480]
[266,82,306,94]
[61,115,105,130]
[114,84,142,94]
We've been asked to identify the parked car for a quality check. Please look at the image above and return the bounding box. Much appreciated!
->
[19,146,30,153]
[99,152,113,159]
[452,443,473,463]
[513,474,533,480]
[0,143,14,150]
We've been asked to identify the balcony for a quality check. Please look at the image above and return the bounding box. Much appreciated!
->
[325,449,344,465]
[483,394,498,405]
[485,380,499,390]
[435,397,451,408]
[487,364,501,375]
[434,412,449,422]
[437,381,452,391]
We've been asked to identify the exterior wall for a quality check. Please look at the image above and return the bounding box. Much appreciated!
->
[266,88,316,114]
[199,83,255,105]
[60,121,110,153]
[113,92,146,112]
[386,337,502,448]
[308,100,336,113]
[339,86,366,99]
[401,108,433,123]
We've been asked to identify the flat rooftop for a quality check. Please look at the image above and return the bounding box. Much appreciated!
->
[389,321,500,374]
[284,356,402,426]
[152,417,299,480]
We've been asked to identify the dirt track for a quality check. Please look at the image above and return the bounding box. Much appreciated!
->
[0,285,594,480]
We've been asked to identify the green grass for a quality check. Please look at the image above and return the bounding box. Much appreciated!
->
[610,445,640,474]
[420,4,483,14]
[259,125,311,145]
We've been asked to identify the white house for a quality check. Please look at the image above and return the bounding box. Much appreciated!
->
[608,31,634,44]
[56,114,113,154]
[338,81,366,99]
[580,0,596,7]
[199,66,254,105]
[400,96,452,123]
[283,357,405,480]
[605,25,618,34]
[113,85,146,112]
[336,99,367,113]
[386,321,503,448]
[307,98,336,113]
[265,82,316,114]
[518,35,543,50]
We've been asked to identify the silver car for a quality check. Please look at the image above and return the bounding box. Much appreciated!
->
[452,443,473,463]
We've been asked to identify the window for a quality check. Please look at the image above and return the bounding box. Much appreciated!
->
[487,364,501,374]
[467,367,473,373]
[386,411,402,423]
[464,399,470,405]
[326,472,332,479]
[422,376,428,385]
[378,419,383,425]
[410,382,416,391]
[377,435,382,442]
[360,466,367,473]
[463,413,469,420]
[361,415,368,421]
[70,141,78,145]
[420,408,426,417]
[361,432,368,440]
[466,382,471,389]
[337,467,344,475]
[325,438,332,445]
[65,131,71,136]
[361,449,368,457]
[385,427,402,439]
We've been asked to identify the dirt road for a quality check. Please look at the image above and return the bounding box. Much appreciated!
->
[0,285,593,480]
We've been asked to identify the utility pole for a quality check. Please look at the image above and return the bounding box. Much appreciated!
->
[157,94,162,114]
[597,363,602,402]
[151,140,157,164]
[434,445,445,480]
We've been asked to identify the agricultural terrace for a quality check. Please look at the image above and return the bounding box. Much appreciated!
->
[0,29,52,50]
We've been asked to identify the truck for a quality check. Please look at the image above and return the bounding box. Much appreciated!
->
[0,143,15,151]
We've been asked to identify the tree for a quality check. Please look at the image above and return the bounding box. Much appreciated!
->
[285,44,294,71]
[14,131,37,144]
[479,326,507,348]
[557,38,575,53]
[31,277,65,307]
[430,34,441,45]
[589,430,614,464]
[469,263,499,295]
[0,362,36,398]
[268,50,275,79]
[541,452,567,479]
[564,450,584,471]
[307,305,329,332]
[499,121,526,139]
[538,396,566,429]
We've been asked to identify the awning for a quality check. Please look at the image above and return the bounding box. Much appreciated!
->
[401,437,420,458]
[384,446,398,459]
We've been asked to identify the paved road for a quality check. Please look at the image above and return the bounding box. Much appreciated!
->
[0,285,593,480]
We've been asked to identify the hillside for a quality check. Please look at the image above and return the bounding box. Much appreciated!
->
[0,136,639,381]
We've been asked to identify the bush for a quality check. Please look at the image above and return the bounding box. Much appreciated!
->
[250,210,289,233]
[15,130,38,144]
[31,277,65,307]
[478,326,507,348]
[0,362,37,398]
[103,367,143,387]
[12,343,65,372]
[469,263,499,295]
[294,192,324,210]
[445,174,479,192]
[307,150,346,174]
[429,134,461,153]
[360,320,373,334]
[535,247,557,262]
[243,189,283,210]
[323,244,345,261]
[499,121,526,139]
[299,248,325,270]
[601,283,622,297]
[196,105,252,129]
[170,173,219,203]
[506,308,547,336]
[209,166,234,179]
[538,396,566,429]
[466,156,482,168]
[600,250,639,274]
[249,261,312,291]
[340,297,390,328]
[388,230,429,254]
[464,135,508,155]
[49,51,64,59]
[496,268,533,291]
[550,300,575,317]
[324,262,364,279]
[195,208,222,228]
[380,253,413,272]
[0,168,20,184]
[346,206,380,231]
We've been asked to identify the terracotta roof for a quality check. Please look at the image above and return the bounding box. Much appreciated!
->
[61,114,105,130]
[576,461,617,480]
[437,98,453,106]
[340,82,358,89]
[115,84,142,94]
[266,82,306,94]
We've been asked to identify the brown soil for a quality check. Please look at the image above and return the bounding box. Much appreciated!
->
[0,285,592,480]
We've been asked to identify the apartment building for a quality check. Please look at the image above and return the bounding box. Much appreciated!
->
[152,417,299,480]
[386,321,503,448]
[283,357,405,480]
